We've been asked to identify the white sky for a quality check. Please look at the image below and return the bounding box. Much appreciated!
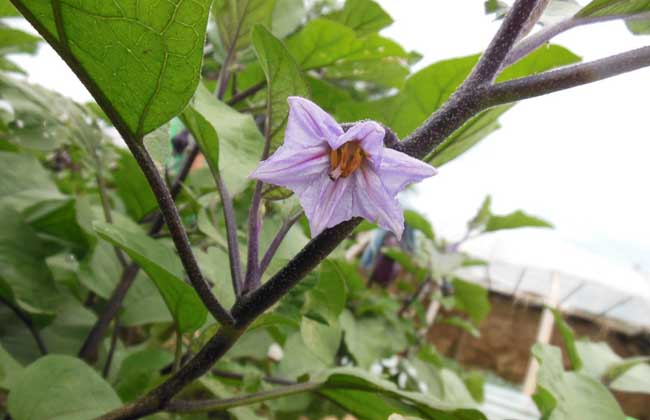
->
[7,2,650,274]
[377,1,650,271]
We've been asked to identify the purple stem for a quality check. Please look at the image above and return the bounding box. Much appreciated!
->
[259,212,303,276]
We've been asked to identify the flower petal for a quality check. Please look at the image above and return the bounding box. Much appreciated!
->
[249,144,330,192]
[286,97,343,149]
[378,148,438,196]
[353,165,405,239]
[301,176,355,237]
[331,121,385,167]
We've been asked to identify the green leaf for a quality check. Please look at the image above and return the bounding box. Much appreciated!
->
[0,25,40,56]
[13,0,212,137]
[577,0,650,18]
[485,210,553,232]
[94,221,207,332]
[214,0,276,54]
[0,204,59,318]
[427,105,513,167]
[77,241,123,299]
[497,44,581,82]
[23,198,91,258]
[626,17,650,34]
[550,308,583,371]
[113,150,158,221]
[603,356,650,385]
[316,367,486,420]
[532,343,625,420]
[0,151,64,211]
[0,343,22,391]
[274,332,328,378]
[252,24,309,146]
[185,83,264,194]
[182,100,220,176]
[467,196,492,231]
[286,19,410,88]
[0,1,19,16]
[577,341,650,394]
[404,209,434,240]
[441,316,480,338]
[451,279,491,324]
[7,355,121,420]
[326,0,393,35]
[121,271,173,327]
[340,310,408,369]
[271,0,305,38]
[114,349,174,402]
[300,316,341,365]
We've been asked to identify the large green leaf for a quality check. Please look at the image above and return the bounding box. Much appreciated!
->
[252,24,309,145]
[214,0,276,54]
[326,0,393,35]
[0,204,59,317]
[532,343,625,420]
[7,355,121,420]
[286,19,410,88]
[13,0,212,137]
[94,221,207,332]
[577,0,650,18]
[0,151,64,211]
[185,83,264,194]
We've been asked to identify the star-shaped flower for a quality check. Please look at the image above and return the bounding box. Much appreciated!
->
[249,97,437,239]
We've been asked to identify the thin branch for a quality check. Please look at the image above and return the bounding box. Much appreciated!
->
[0,296,47,355]
[466,0,543,85]
[259,212,303,276]
[102,316,120,378]
[243,87,274,293]
[214,173,244,297]
[227,81,265,105]
[166,382,320,413]
[128,142,234,326]
[95,173,128,268]
[503,12,650,68]
[173,327,183,374]
[211,368,294,386]
[487,46,650,106]
[398,277,433,318]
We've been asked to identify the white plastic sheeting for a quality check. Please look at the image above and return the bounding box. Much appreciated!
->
[457,230,650,331]
[480,383,539,420]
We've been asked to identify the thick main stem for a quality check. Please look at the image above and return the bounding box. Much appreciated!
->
[127,142,234,326]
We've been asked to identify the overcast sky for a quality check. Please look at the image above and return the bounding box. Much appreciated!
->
[377,0,650,272]
[8,1,650,274]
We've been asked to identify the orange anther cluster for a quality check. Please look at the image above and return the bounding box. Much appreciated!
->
[329,141,365,180]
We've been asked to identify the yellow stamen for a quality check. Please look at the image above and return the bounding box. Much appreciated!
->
[329,141,365,180]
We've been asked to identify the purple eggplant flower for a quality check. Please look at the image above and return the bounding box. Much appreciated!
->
[249,97,437,239]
